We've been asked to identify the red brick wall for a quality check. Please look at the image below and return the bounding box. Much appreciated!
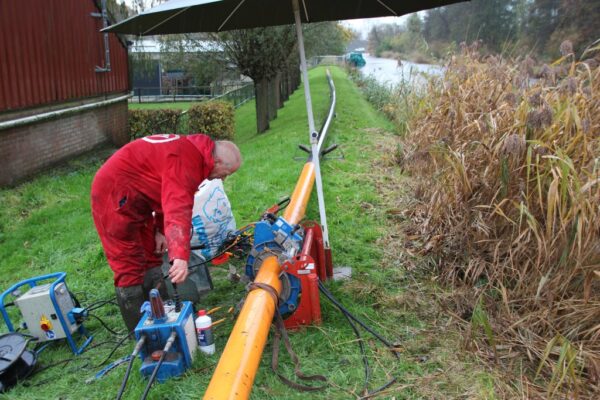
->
[0,99,128,186]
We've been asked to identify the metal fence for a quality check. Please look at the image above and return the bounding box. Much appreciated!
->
[307,55,347,69]
[130,82,254,108]
[208,83,255,109]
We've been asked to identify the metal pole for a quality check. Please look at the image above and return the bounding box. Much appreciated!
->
[95,0,111,72]
[292,0,315,136]
[158,62,162,95]
[292,0,331,249]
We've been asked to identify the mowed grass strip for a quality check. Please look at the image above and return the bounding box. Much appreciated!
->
[0,66,491,399]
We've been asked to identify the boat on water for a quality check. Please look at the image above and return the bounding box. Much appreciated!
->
[346,47,366,68]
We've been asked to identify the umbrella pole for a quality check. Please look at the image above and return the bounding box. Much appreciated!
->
[292,0,331,251]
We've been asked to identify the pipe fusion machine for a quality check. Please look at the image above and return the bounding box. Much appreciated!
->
[134,290,197,382]
[246,213,332,329]
[128,205,334,385]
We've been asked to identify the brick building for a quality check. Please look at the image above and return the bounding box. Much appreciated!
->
[0,0,130,186]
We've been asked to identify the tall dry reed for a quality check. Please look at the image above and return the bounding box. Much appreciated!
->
[403,41,600,397]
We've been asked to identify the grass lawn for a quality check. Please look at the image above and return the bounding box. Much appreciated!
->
[0,67,494,399]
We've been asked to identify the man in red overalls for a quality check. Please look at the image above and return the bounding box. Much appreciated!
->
[91,134,241,331]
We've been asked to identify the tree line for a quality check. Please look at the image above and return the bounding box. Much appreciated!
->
[114,0,350,134]
[369,0,600,61]
[215,23,349,133]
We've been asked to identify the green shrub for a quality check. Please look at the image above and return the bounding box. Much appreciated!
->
[187,100,235,140]
[128,109,183,141]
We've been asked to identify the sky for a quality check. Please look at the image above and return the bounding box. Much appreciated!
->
[341,16,410,40]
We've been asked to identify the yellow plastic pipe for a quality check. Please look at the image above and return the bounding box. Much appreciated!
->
[283,161,315,225]
[203,256,282,399]
[204,160,317,399]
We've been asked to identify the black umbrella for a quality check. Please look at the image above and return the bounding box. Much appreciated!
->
[106,0,467,253]
[106,0,465,35]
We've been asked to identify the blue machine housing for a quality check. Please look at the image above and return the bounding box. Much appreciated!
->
[245,217,303,315]
[0,272,92,355]
[134,300,195,382]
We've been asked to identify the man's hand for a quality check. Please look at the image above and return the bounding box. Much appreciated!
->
[169,259,189,284]
[154,231,167,254]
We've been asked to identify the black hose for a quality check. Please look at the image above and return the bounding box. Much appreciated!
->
[86,299,119,312]
[341,307,370,393]
[140,352,166,400]
[318,280,400,398]
[88,313,122,336]
[140,332,177,400]
[96,332,132,367]
[116,356,136,400]
[116,336,146,400]
[318,281,399,354]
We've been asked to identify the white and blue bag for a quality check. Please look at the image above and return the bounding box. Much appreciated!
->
[190,179,236,260]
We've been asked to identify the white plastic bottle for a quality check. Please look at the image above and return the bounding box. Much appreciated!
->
[195,310,215,355]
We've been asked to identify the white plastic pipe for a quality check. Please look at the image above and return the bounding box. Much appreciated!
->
[0,94,131,131]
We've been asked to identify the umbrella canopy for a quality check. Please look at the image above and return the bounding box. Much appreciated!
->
[105,0,466,35]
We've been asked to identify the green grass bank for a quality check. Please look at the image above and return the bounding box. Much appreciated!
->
[0,67,492,399]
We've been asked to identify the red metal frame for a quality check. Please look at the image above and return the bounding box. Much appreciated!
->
[301,221,332,282]
[282,221,333,329]
[282,254,321,330]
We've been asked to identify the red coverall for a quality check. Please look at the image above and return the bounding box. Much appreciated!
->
[91,134,214,287]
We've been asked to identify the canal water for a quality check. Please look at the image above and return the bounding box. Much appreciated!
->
[360,53,442,88]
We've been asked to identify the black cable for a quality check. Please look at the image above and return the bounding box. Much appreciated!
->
[96,332,133,367]
[34,357,85,374]
[318,281,399,353]
[70,291,89,304]
[86,299,119,312]
[341,309,370,393]
[172,232,254,279]
[116,336,146,400]
[140,351,166,400]
[116,355,136,400]
[360,377,398,400]
[69,291,82,308]
[140,332,176,400]
[24,356,92,389]
[277,196,291,210]
[86,339,121,351]
[88,313,122,336]
[318,280,400,398]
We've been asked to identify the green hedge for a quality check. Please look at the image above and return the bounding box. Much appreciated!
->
[128,109,182,141]
[187,101,235,140]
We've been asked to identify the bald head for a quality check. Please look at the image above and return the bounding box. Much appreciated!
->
[208,140,242,181]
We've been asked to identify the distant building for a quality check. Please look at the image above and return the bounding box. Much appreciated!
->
[129,39,249,99]
[0,0,130,186]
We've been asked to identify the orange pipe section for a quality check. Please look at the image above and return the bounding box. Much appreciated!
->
[283,161,316,225]
[203,256,282,400]
[204,161,316,399]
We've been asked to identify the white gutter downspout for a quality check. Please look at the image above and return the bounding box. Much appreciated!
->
[0,94,132,131]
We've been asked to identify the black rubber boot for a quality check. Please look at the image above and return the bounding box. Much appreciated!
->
[142,266,169,300]
[115,285,145,334]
